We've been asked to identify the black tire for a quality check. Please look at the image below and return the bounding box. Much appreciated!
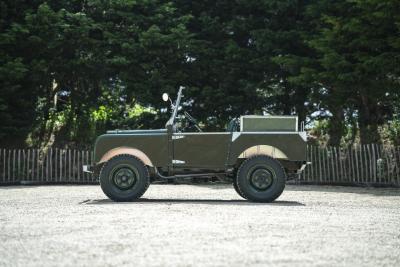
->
[100,154,150,201]
[236,155,286,202]
[233,180,245,199]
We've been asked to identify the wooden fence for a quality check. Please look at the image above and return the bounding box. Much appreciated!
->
[299,144,400,186]
[0,148,95,184]
[0,145,399,186]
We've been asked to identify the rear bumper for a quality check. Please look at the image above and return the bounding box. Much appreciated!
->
[296,161,311,174]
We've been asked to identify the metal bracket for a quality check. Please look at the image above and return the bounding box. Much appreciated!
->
[172,135,185,140]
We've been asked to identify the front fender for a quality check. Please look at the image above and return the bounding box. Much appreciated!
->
[98,147,153,166]
[93,133,168,167]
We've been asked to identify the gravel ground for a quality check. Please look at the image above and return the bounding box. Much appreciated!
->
[0,184,400,267]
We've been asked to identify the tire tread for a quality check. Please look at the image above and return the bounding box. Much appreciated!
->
[236,155,286,202]
[100,154,150,201]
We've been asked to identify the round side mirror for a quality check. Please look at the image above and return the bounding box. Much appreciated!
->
[162,93,169,102]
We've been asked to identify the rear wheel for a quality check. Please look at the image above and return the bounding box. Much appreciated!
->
[236,155,286,202]
[100,154,150,201]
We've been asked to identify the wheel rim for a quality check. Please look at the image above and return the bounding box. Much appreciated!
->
[111,165,138,190]
[249,167,274,191]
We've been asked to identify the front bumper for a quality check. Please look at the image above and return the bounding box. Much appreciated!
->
[83,165,94,173]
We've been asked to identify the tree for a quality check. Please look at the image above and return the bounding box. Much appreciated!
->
[0,0,399,147]
[307,0,400,144]
[0,1,44,147]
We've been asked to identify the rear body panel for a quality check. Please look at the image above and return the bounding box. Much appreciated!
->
[228,132,307,165]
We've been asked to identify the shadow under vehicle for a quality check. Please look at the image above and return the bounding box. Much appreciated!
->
[83,87,308,202]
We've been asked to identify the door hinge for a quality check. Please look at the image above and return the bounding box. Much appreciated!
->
[172,159,186,164]
[172,135,185,140]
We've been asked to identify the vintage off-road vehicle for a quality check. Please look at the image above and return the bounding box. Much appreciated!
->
[83,87,308,202]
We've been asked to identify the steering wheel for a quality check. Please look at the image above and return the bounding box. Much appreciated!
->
[184,111,202,132]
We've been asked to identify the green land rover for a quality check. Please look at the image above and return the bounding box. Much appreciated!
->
[84,87,308,202]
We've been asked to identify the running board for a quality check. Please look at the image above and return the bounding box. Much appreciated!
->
[154,167,226,180]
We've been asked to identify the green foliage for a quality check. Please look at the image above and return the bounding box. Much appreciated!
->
[0,0,399,147]
[309,119,330,146]
[380,118,400,146]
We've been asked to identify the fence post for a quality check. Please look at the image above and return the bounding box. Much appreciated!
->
[87,150,90,182]
[371,144,376,183]
[40,150,43,182]
[358,145,363,183]
[349,146,355,183]
[58,149,61,182]
[317,146,322,183]
[1,149,3,183]
[324,147,328,182]
[331,146,337,182]
[26,149,29,181]
[0,149,3,183]
[397,147,400,186]
[336,146,349,182]
[51,148,53,181]
[70,148,72,181]
[91,151,94,182]
[306,145,310,181]
[56,148,58,182]
[309,145,313,181]
[73,149,76,182]
[78,150,81,182]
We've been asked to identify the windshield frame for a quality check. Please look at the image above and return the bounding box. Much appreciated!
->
[166,86,184,127]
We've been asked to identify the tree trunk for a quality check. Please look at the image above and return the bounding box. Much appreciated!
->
[327,104,345,146]
[36,83,55,147]
[358,95,381,144]
[347,108,357,146]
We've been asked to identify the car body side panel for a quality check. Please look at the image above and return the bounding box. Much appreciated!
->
[94,131,307,171]
[173,133,231,168]
[94,133,168,167]
[227,132,307,166]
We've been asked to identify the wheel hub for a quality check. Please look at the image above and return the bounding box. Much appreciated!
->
[250,168,273,190]
[112,167,137,190]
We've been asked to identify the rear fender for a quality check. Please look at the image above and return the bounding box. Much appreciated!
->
[238,145,288,160]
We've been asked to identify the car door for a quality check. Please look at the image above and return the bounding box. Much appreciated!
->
[172,132,232,169]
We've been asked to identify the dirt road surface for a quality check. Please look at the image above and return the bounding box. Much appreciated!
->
[1,184,399,267]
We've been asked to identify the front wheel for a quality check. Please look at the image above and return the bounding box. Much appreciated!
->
[100,154,150,201]
[236,155,286,202]
[233,180,245,199]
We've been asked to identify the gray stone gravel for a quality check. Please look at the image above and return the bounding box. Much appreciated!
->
[1,184,400,267]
